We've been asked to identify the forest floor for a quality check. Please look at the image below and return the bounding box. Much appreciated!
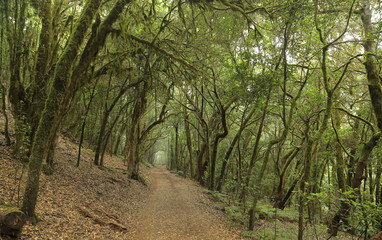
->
[0,132,245,239]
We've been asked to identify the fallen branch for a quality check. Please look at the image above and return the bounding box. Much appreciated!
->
[76,206,127,232]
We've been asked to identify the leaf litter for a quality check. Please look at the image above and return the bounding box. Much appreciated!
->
[0,134,245,239]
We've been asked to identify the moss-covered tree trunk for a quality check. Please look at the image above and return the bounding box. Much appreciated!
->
[329,132,381,236]
[209,99,231,190]
[240,89,270,201]
[77,81,98,167]
[127,82,147,179]
[21,0,103,220]
[27,0,53,143]
[22,0,131,219]
[297,44,335,240]
[184,107,194,178]
[6,0,27,157]
[376,166,382,204]
[197,140,207,183]
[273,147,301,209]
[0,14,11,146]
[100,102,130,166]
[362,0,382,132]
[5,0,53,160]
[334,100,346,192]
[175,124,179,170]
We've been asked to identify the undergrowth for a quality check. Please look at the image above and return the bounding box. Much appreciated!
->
[204,190,356,239]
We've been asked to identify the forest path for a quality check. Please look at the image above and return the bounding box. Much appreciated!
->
[128,166,242,240]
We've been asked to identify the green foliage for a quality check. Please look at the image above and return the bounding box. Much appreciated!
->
[224,205,246,225]
[349,197,382,238]
[205,190,227,201]
[177,170,185,177]
[143,161,154,168]
[204,190,246,225]
[257,203,299,222]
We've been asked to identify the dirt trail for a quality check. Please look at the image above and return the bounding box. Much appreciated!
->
[129,166,242,240]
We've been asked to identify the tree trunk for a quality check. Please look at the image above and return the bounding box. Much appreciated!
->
[94,111,109,165]
[197,141,207,184]
[21,0,130,220]
[43,134,58,175]
[361,0,382,133]
[273,147,300,208]
[0,84,10,146]
[0,16,11,146]
[184,107,194,178]
[0,206,26,237]
[113,122,126,155]
[7,0,27,157]
[333,97,346,192]
[209,105,229,190]
[329,133,381,236]
[376,166,381,204]
[175,124,179,170]
[27,0,53,150]
[127,83,147,179]
[241,90,270,200]
[100,103,129,166]
[346,120,359,186]
[77,82,98,167]
[217,106,256,192]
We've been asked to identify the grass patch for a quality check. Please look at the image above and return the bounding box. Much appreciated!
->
[257,203,299,222]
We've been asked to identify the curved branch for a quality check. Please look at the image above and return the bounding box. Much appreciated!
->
[335,107,375,133]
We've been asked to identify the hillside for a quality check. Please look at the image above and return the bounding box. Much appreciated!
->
[0,133,150,239]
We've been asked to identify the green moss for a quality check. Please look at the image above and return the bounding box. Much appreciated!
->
[143,161,153,168]
[0,204,17,210]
